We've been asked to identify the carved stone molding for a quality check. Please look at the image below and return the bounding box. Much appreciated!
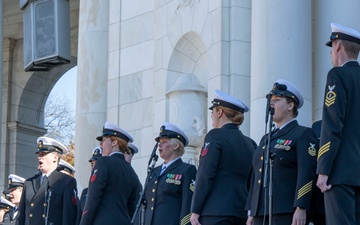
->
[166,73,207,165]
[176,0,200,10]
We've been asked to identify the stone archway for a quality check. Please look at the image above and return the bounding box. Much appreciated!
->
[165,32,209,165]
[4,56,77,180]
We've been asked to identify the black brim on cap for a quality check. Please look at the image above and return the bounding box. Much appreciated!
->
[96,135,102,141]
[155,130,187,146]
[267,90,300,106]
[96,129,131,142]
[8,184,23,189]
[209,99,244,113]
[88,157,100,162]
[35,147,62,155]
[326,32,360,47]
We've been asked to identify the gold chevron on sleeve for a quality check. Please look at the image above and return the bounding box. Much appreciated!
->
[297,180,313,200]
[181,213,191,225]
[325,85,336,107]
[318,141,330,160]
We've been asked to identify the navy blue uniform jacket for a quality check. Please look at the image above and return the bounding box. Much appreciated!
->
[18,170,78,225]
[144,158,196,225]
[191,123,254,218]
[246,120,318,216]
[317,61,360,186]
[79,153,141,225]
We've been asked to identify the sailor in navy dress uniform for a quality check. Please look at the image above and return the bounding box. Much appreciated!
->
[57,159,76,176]
[190,90,254,225]
[246,79,318,225]
[316,22,360,225]
[79,147,102,215]
[1,196,15,225]
[18,137,78,225]
[306,121,325,225]
[79,121,141,225]
[5,174,26,224]
[143,122,196,225]
[125,142,139,164]
[56,159,81,225]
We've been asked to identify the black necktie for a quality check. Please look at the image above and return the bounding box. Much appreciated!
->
[272,128,279,135]
[160,166,166,175]
[42,175,48,186]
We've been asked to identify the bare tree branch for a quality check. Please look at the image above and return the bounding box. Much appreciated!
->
[45,93,75,148]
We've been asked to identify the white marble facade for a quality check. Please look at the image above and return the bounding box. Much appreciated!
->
[75,0,360,187]
[1,0,360,191]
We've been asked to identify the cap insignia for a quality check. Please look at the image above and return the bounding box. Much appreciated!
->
[8,179,11,185]
[272,83,277,91]
[160,125,165,133]
[38,140,43,148]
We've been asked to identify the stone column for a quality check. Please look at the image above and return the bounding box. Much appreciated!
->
[0,39,16,191]
[250,1,312,142]
[166,74,207,166]
[313,0,360,121]
[75,0,109,191]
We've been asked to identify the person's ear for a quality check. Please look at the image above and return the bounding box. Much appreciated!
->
[111,139,117,147]
[335,40,342,52]
[288,101,294,111]
[217,108,223,117]
[173,143,180,150]
[53,153,59,163]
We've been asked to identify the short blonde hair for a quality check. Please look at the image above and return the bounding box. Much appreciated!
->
[170,138,185,157]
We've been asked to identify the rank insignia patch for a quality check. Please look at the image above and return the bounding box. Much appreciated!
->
[325,85,336,107]
[190,179,195,192]
[201,142,210,157]
[72,189,78,205]
[90,169,98,182]
[308,143,316,156]
[166,174,182,185]
[274,139,292,151]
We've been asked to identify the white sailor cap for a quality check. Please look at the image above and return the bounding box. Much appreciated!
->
[128,143,139,155]
[0,196,15,209]
[57,159,76,174]
[267,79,304,109]
[326,22,360,47]
[209,90,249,113]
[155,122,189,146]
[36,136,68,155]
[8,174,25,189]
[96,121,133,143]
[89,147,102,162]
